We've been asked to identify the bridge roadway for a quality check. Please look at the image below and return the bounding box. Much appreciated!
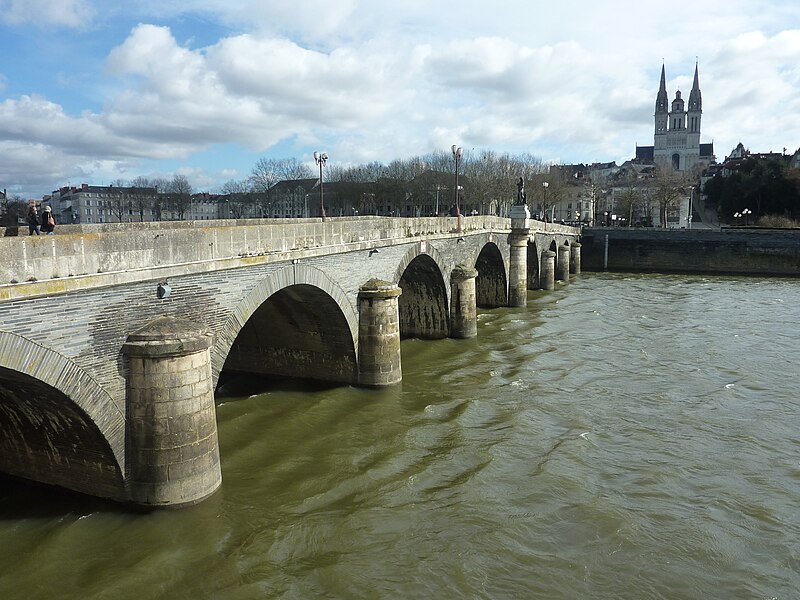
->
[0,213,580,507]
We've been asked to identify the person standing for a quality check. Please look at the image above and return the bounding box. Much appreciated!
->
[41,206,56,235]
[27,205,40,236]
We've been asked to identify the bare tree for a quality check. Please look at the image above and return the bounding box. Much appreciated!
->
[462,151,544,216]
[220,179,252,219]
[530,168,567,222]
[1,194,27,227]
[653,167,686,227]
[129,176,160,222]
[108,178,131,222]
[166,174,193,220]
[249,157,314,217]
[615,174,643,227]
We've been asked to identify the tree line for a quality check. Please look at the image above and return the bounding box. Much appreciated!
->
[703,156,800,223]
[224,151,551,218]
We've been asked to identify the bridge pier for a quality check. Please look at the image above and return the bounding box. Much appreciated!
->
[357,279,403,386]
[540,250,556,290]
[449,264,479,339]
[508,205,531,307]
[570,242,582,274]
[557,245,571,281]
[123,317,222,507]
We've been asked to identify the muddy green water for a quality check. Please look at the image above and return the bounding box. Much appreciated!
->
[1,273,798,599]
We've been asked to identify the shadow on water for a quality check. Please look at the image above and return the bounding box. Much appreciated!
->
[0,473,131,520]
[1,374,343,520]
[215,372,346,401]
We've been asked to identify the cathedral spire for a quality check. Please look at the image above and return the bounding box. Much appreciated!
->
[688,62,702,111]
[655,63,669,113]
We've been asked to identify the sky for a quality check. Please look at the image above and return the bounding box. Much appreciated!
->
[1,0,800,200]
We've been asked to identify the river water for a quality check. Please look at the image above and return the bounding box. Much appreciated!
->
[1,273,798,599]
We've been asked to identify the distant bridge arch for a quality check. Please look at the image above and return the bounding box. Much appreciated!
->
[396,245,449,339]
[475,241,508,308]
[214,264,359,385]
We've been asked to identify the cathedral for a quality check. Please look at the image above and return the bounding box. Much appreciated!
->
[635,63,714,172]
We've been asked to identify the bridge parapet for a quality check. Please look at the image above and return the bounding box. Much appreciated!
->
[0,216,514,301]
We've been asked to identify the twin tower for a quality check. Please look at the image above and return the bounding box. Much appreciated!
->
[638,63,714,172]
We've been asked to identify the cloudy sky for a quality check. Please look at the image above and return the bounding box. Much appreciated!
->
[1,0,799,199]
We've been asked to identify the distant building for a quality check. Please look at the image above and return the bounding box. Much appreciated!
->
[52,184,159,224]
[713,142,797,179]
[635,63,715,172]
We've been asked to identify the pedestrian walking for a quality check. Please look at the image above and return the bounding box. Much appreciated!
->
[27,205,40,235]
[41,206,56,235]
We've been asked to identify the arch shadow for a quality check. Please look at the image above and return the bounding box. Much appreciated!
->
[475,241,508,307]
[213,264,359,385]
[526,240,542,291]
[0,331,126,501]
[395,244,449,339]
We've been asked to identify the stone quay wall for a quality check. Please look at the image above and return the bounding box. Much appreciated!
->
[580,227,800,276]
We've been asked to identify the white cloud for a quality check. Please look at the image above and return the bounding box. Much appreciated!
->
[3,1,800,198]
[0,0,94,27]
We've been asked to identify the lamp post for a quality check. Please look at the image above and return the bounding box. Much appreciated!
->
[542,181,549,227]
[452,145,463,232]
[313,151,328,221]
[688,185,694,229]
[742,207,751,226]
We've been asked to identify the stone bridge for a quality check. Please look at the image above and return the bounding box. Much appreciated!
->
[0,212,580,507]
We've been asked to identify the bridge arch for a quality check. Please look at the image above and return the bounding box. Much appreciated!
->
[526,239,542,290]
[213,264,359,385]
[475,241,508,308]
[395,244,449,339]
[0,331,126,500]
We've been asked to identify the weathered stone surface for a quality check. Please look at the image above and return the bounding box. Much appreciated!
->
[508,231,530,307]
[358,281,402,386]
[540,250,556,291]
[123,317,221,507]
[450,264,478,339]
[570,242,582,274]
[557,244,571,281]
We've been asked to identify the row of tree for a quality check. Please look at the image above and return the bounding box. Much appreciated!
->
[19,149,797,228]
[219,151,554,218]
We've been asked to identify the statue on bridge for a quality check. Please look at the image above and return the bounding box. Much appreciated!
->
[516,177,526,205]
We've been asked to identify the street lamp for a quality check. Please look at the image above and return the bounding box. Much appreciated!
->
[542,181,549,227]
[688,185,694,229]
[313,151,328,221]
[742,207,752,226]
[452,145,463,232]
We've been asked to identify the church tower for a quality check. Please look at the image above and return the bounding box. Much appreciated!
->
[653,62,704,172]
[687,63,702,149]
[654,64,669,155]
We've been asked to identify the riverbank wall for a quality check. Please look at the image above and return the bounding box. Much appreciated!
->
[580,227,800,276]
